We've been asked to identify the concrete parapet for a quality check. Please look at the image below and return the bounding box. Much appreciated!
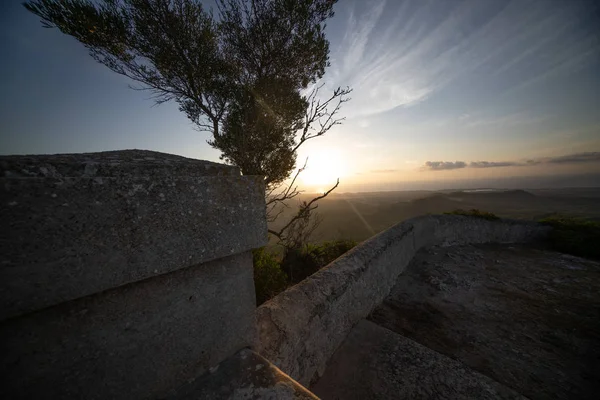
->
[0,150,267,399]
[255,215,550,385]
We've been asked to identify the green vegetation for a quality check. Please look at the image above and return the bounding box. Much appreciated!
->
[444,209,500,220]
[253,240,357,305]
[281,240,357,283]
[253,248,289,306]
[539,215,600,260]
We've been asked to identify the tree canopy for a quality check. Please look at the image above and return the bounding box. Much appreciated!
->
[25,0,351,246]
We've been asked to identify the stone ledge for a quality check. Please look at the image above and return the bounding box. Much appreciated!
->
[169,348,319,400]
[311,320,525,400]
[255,215,550,386]
[0,252,256,400]
[0,149,239,178]
[1,150,267,320]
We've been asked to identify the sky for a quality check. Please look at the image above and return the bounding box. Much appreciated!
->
[1,0,600,192]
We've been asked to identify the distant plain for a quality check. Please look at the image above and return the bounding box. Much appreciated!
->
[268,187,600,244]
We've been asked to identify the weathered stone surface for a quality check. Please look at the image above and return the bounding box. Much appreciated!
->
[256,219,417,386]
[170,349,319,400]
[255,215,550,385]
[370,244,600,400]
[0,251,256,400]
[311,320,525,400]
[0,149,239,178]
[0,150,267,320]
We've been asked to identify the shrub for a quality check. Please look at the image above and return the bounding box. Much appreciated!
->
[539,215,600,260]
[252,248,289,305]
[281,240,357,283]
[253,240,358,305]
[310,240,358,265]
[444,208,500,221]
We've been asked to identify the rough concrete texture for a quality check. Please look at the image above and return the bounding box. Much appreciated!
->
[0,150,267,320]
[370,244,600,400]
[0,251,256,400]
[170,349,318,400]
[0,149,239,178]
[311,320,525,400]
[255,215,550,385]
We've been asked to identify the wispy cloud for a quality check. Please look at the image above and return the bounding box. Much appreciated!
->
[341,0,387,71]
[370,169,399,173]
[357,119,370,128]
[328,0,598,117]
[422,152,600,171]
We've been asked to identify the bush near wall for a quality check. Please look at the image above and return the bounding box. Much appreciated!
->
[539,215,600,260]
[253,248,289,306]
[281,240,358,283]
[253,240,358,305]
[444,209,500,220]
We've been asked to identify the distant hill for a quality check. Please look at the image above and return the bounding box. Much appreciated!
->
[268,187,600,245]
[448,189,536,198]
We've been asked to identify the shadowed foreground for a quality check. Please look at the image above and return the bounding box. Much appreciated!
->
[312,244,600,400]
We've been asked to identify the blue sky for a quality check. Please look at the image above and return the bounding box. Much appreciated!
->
[1,0,599,191]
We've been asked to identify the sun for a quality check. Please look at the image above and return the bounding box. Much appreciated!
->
[301,149,344,189]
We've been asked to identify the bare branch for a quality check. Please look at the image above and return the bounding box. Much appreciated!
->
[265,157,307,207]
[266,206,285,223]
[268,228,281,238]
[270,178,339,245]
[292,86,352,154]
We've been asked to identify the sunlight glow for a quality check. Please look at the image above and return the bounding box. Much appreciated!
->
[301,149,345,188]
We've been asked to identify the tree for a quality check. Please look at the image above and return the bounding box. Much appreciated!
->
[24,0,351,247]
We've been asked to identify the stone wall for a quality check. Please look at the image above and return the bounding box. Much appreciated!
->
[0,150,267,400]
[255,214,550,386]
[0,151,556,398]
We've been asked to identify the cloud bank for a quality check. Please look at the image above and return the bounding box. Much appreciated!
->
[424,161,467,171]
[470,161,520,168]
[422,152,600,171]
[546,152,600,164]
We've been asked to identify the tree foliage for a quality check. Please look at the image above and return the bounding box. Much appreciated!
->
[24,0,351,246]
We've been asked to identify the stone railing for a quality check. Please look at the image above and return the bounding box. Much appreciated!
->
[255,214,551,386]
[0,151,553,399]
[0,150,267,399]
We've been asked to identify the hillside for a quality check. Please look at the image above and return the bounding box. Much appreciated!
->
[269,187,600,244]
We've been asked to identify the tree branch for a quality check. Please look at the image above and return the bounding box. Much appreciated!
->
[270,178,339,241]
[265,157,307,206]
[292,85,352,154]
